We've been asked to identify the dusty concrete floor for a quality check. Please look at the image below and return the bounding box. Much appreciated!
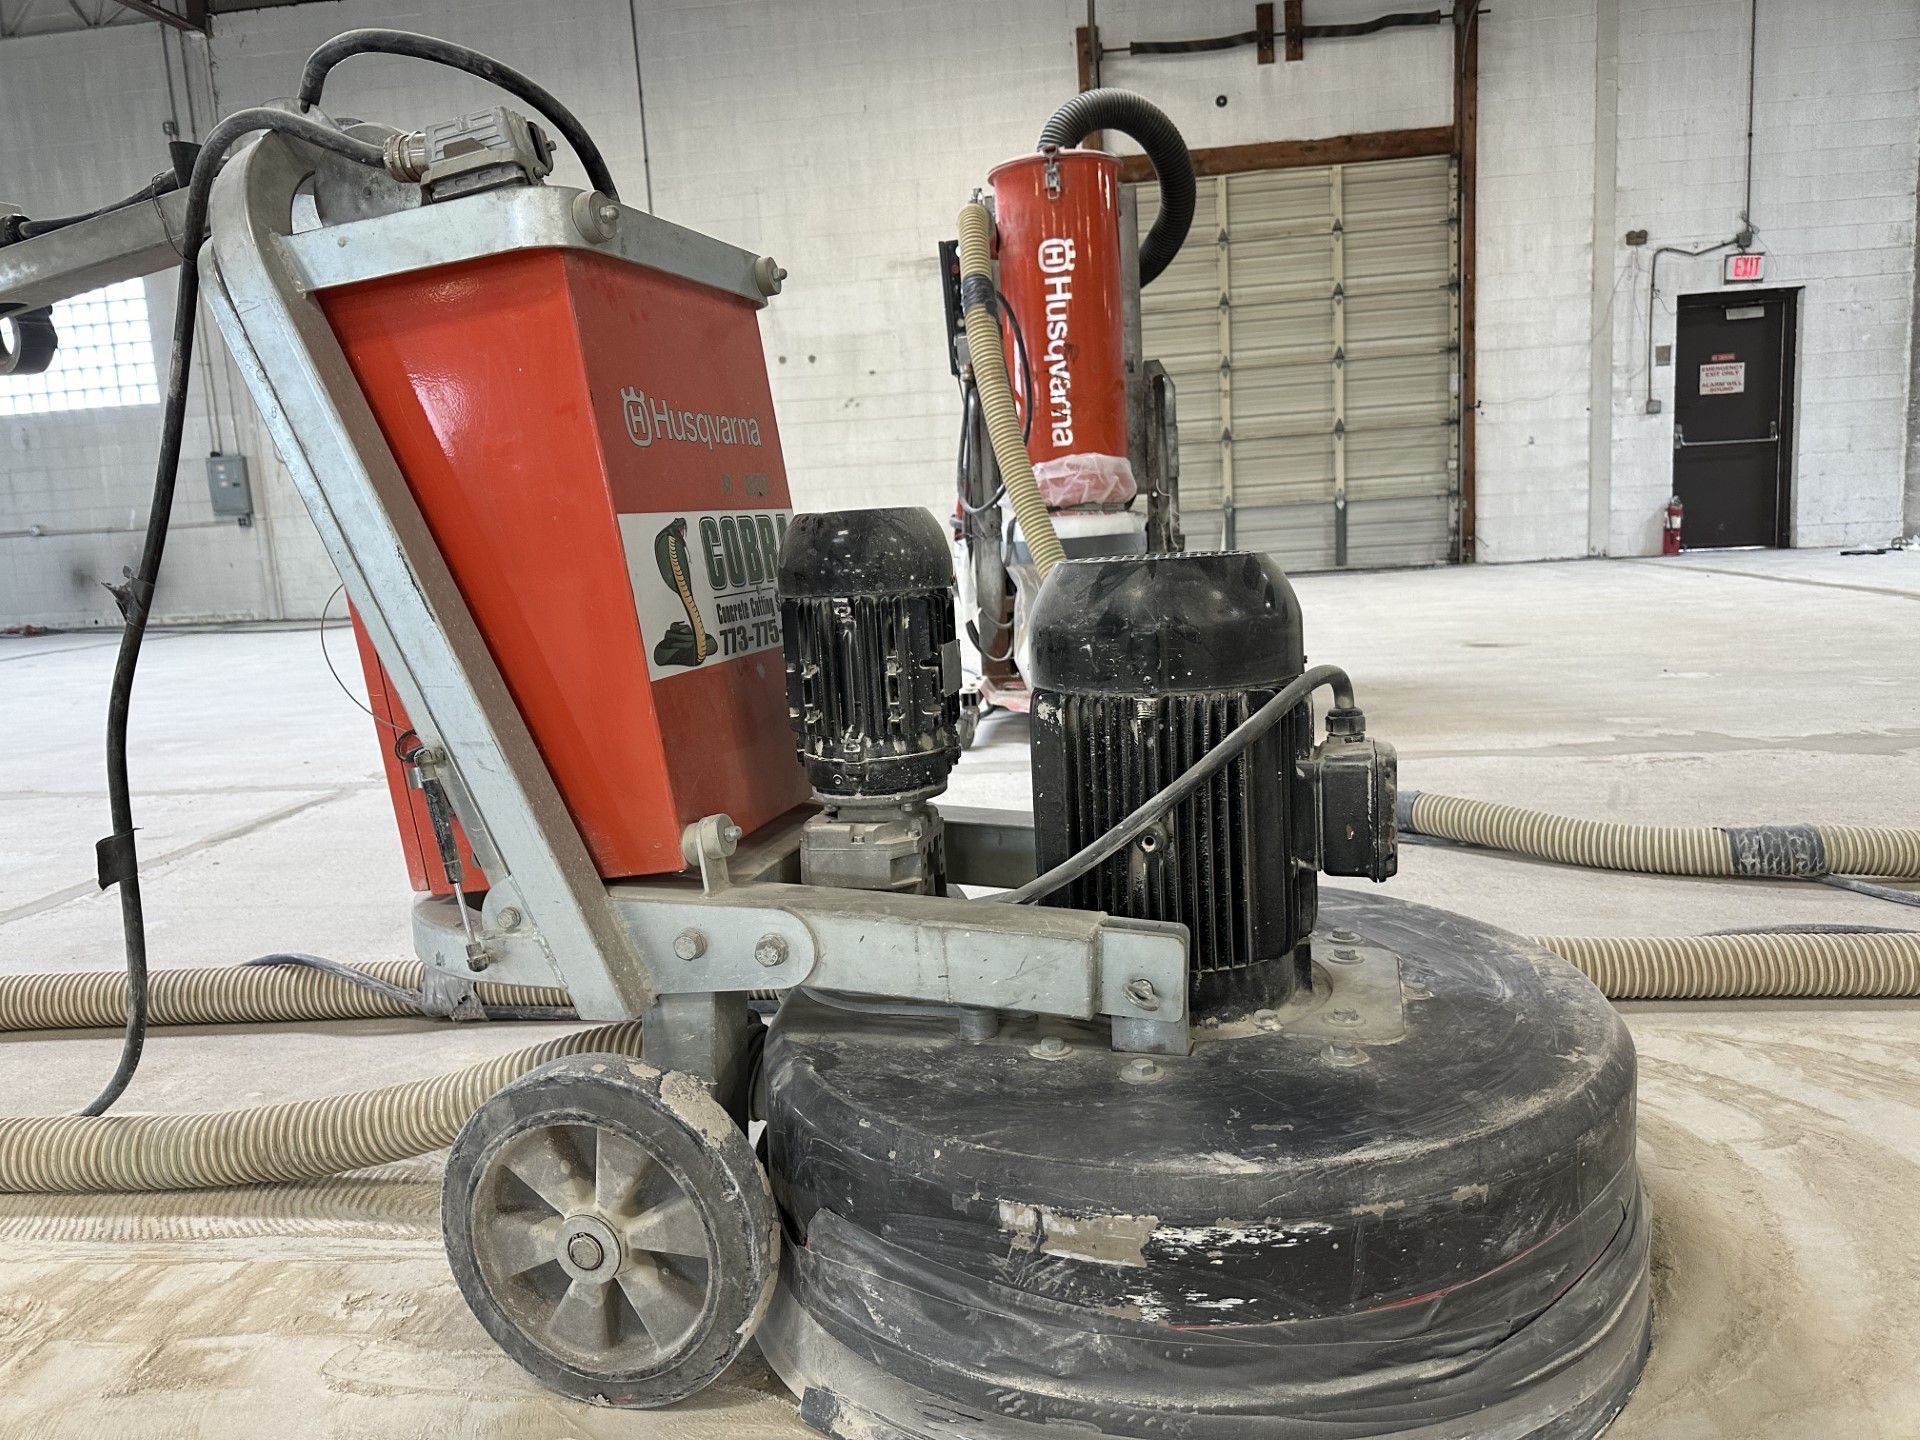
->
[2,547,1918,1437]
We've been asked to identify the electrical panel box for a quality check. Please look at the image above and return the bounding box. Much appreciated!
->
[206,453,253,520]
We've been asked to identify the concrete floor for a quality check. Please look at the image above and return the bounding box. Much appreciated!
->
[2,546,1918,1437]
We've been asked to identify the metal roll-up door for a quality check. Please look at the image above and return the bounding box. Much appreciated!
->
[1136,154,1460,570]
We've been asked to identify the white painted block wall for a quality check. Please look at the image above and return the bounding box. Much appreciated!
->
[1,0,1915,625]
[1606,0,1920,553]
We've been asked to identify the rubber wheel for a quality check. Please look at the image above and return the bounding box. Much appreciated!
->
[957,699,981,750]
[443,1053,779,1408]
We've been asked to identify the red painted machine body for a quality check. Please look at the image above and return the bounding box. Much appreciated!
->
[318,246,809,894]
[989,147,1134,504]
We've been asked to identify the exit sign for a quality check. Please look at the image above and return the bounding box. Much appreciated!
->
[1725,252,1766,283]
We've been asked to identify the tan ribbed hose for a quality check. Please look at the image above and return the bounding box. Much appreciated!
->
[1408,793,1920,879]
[1535,933,1920,1001]
[0,959,568,1032]
[0,1023,642,1192]
[957,201,1065,581]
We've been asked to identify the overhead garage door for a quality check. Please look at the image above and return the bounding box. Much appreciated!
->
[1136,154,1460,570]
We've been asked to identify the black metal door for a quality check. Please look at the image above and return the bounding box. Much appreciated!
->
[1672,291,1794,548]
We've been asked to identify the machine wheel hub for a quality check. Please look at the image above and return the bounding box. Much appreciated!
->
[556,1212,624,1284]
[473,1121,715,1369]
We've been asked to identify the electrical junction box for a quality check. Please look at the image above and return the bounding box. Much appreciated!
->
[206,452,253,522]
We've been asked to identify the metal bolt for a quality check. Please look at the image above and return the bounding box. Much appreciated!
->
[752,254,788,296]
[754,933,790,968]
[1125,1057,1160,1081]
[1330,928,1361,944]
[496,907,523,932]
[724,824,744,845]
[1329,946,1362,965]
[1324,1042,1368,1067]
[1030,1035,1071,1060]
[571,189,618,242]
[673,929,708,961]
[1329,1007,1363,1027]
[566,1234,605,1270]
[1123,978,1161,1012]
[1253,1008,1283,1032]
[464,940,490,972]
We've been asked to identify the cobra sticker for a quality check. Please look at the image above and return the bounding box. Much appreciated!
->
[619,509,791,679]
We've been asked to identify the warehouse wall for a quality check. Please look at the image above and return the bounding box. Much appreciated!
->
[1,0,1916,626]
[1603,0,1920,554]
[0,24,268,626]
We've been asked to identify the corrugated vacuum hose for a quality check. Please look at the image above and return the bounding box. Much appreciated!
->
[0,958,571,1031]
[957,201,1065,580]
[1534,931,1920,1001]
[0,1025,644,1192]
[1401,791,1920,880]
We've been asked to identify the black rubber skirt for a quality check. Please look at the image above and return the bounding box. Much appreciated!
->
[757,891,1652,1439]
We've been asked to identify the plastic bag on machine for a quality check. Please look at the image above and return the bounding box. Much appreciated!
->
[782,1165,1651,1439]
[1033,451,1137,508]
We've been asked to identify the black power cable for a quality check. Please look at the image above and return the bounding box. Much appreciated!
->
[996,286,1036,445]
[294,29,619,201]
[82,109,386,1119]
[997,665,1357,906]
[1819,875,1920,911]
[0,143,197,248]
[6,174,180,246]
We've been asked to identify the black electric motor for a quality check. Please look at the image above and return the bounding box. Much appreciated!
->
[777,507,961,798]
[777,507,961,893]
[1028,551,1394,1017]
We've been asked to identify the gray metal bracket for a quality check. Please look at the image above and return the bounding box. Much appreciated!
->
[413,877,1192,1054]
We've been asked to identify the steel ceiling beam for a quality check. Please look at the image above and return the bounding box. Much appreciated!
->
[107,0,206,32]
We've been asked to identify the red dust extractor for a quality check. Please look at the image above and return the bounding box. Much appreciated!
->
[990,146,1134,507]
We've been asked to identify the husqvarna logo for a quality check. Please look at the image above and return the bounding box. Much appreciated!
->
[621,386,764,451]
[1037,238,1077,448]
[1037,237,1076,273]
[623,386,657,447]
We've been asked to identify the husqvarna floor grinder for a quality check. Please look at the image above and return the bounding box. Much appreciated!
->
[0,30,1648,1439]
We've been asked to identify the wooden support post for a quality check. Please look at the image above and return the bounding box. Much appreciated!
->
[1454,6,1479,562]
[1074,24,1104,148]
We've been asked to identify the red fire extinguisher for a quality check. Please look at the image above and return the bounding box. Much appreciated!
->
[1663,496,1684,555]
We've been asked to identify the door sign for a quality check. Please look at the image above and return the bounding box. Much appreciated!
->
[1698,362,1746,396]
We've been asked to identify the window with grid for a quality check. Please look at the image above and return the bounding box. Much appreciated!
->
[0,279,161,416]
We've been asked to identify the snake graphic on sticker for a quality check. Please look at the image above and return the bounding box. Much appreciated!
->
[652,518,717,668]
